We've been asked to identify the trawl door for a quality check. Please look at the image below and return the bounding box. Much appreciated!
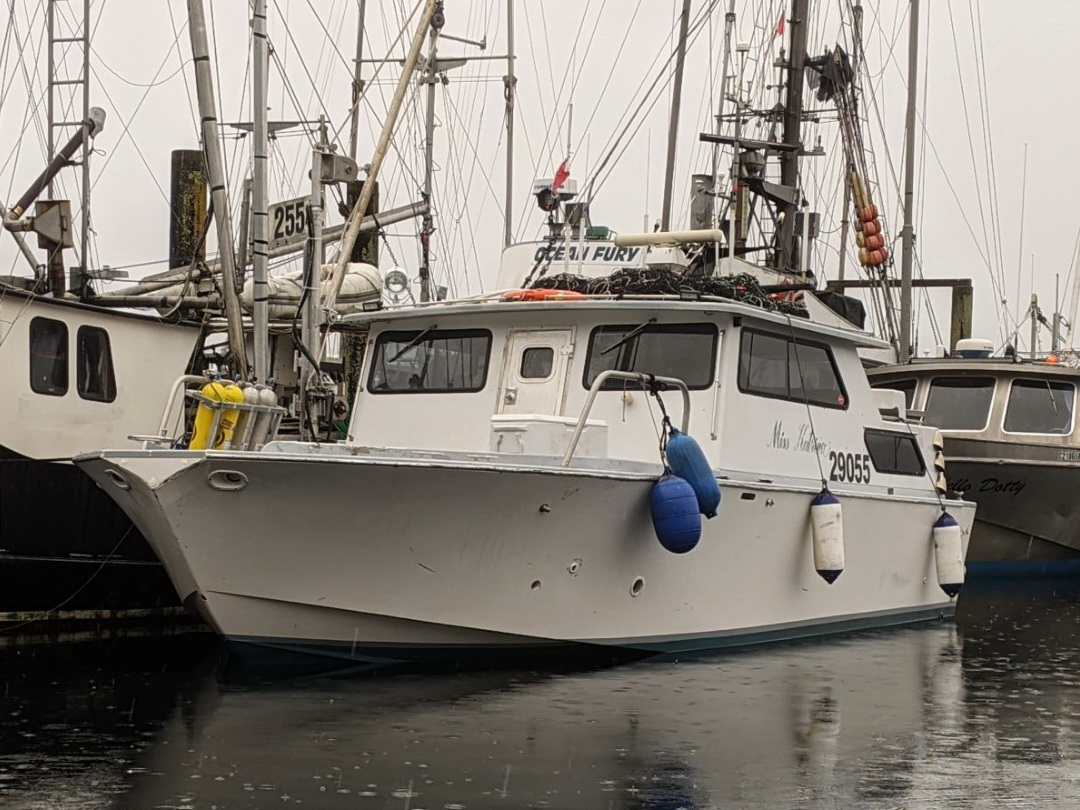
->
[499,329,573,415]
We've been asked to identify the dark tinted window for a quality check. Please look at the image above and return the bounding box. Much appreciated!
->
[520,347,554,379]
[77,326,117,402]
[368,329,491,393]
[738,329,847,409]
[924,377,994,430]
[1004,379,1074,434]
[584,323,718,390]
[29,317,68,396]
[871,378,917,409]
[865,429,925,476]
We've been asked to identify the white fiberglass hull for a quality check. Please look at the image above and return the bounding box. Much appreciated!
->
[77,449,974,664]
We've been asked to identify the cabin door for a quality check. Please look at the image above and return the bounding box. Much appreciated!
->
[499,329,573,415]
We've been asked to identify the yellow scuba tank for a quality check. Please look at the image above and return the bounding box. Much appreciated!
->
[218,380,245,449]
[190,379,245,449]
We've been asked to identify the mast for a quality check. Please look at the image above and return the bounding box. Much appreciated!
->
[419,5,443,302]
[251,0,270,383]
[661,0,692,232]
[776,0,808,271]
[899,0,919,361]
[187,0,248,377]
[837,3,862,287]
[348,0,368,162]
[503,0,516,248]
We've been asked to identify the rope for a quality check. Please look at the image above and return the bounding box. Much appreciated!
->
[784,316,828,490]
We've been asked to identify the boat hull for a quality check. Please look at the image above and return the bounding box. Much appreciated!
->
[944,440,1080,576]
[77,450,975,666]
[0,443,186,625]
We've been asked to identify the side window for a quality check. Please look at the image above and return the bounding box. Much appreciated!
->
[77,326,117,402]
[871,378,917,410]
[368,329,491,393]
[29,317,68,396]
[1003,379,1075,434]
[864,429,925,476]
[583,323,718,390]
[738,329,848,409]
[520,347,555,380]
[924,377,994,431]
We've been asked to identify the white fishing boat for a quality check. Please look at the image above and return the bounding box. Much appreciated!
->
[75,274,974,664]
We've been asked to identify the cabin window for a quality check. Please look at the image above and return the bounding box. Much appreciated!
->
[520,346,555,380]
[583,323,718,390]
[737,329,848,409]
[29,317,68,396]
[924,377,994,431]
[1003,379,1074,434]
[76,326,117,402]
[368,328,491,393]
[864,429,925,476]
[871,378,917,410]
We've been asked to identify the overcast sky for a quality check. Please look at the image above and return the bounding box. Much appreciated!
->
[0,0,1075,355]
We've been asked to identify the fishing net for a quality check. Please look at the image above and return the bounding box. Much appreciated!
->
[531,267,809,317]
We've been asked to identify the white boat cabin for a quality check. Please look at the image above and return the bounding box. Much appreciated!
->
[343,296,939,493]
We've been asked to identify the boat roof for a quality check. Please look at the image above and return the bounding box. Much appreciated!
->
[341,293,893,349]
[868,357,1080,380]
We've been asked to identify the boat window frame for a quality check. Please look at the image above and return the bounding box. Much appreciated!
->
[1001,376,1076,437]
[76,325,118,403]
[923,375,996,433]
[29,316,69,396]
[366,327,493,395]
[519,346,556,381]
[736,327,849,410]
[581,321,719,391]
[863,428,926,477]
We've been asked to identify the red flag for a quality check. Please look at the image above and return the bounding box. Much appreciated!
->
[551,159,570,194]
[774,9,785,39]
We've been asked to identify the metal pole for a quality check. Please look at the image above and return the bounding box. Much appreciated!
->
[503,0,516,248]
[80,0,90,279]
[661,0,692,232]
[303,134,325,390]
[837,3,862,288]
[777,0,808,271]
[187,0,249,377]
[348,0,367,162]
[419,12,441,303]
[899,0,919,362]
[252,0,270,383]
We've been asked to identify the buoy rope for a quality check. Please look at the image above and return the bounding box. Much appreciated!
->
[646,374,674,470]
[784,317,829,490]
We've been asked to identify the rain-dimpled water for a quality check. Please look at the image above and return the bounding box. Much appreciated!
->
[2,580,1080,808]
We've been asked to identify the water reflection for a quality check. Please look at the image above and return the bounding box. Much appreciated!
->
[1,583,1080,808]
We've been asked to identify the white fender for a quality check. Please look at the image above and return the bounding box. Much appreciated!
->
[933,512,965,597]
[810,489,844,584]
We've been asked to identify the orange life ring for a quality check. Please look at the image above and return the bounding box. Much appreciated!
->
[502,288,587,301]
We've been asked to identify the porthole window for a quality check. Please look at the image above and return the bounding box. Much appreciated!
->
[77,326,117,402]
[520,347,555,379]
[29,317,68,396]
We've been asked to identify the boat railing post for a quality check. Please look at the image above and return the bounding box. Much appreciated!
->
[562,371,690,467]
[152,375,210,446]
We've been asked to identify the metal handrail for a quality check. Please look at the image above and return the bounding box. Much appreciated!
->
[132,375,211,448]
[561,371,691,467]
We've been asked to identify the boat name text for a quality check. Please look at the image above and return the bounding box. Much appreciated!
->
[948,476,1026,497]
[534,245,642,263]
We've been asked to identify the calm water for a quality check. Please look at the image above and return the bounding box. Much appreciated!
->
[2,581,1080,809]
